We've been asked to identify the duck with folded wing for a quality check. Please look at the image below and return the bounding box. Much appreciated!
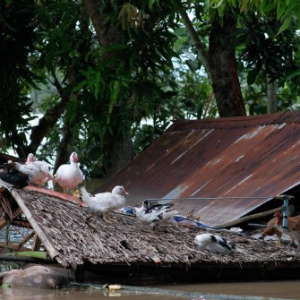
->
[133,200,179,232]
[194,233,235,255]
[26,153,55,186]
[54,152,85,195]
[0,162,35,189]
[80,186,129,223]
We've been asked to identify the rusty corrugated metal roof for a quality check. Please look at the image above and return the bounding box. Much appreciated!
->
[98,112,300,227]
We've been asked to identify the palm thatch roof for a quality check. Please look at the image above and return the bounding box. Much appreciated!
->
[0,186,300,273]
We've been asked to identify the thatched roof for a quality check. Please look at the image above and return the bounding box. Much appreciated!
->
[2,187,300,270]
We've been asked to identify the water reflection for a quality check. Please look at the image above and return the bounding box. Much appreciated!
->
[1,288,58,300]
[164,281,300,299]
[1,284,299,300]
[0,288,181,300]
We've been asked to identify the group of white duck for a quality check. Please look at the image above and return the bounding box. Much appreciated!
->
[0,152,236,255]
[0,152,84,193]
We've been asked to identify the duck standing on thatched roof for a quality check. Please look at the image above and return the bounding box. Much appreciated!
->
[133,201,179,232]
[0,162,35,189]
[54,152,85,195]
[26,153,55,186]
[80,186,129,223]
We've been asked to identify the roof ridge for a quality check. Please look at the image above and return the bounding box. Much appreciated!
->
[167,111,300,132]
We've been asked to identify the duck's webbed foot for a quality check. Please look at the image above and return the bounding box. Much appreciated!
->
[103,213,114,223]
[276,239,283,248]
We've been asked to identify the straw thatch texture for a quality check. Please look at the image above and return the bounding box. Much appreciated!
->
[6,188,300,268]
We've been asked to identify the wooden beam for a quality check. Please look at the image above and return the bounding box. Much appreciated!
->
[11,189,60,260]
[17,231,35,251]
[11,220,31,228]
[213,205,285,229]
[33,234,42,251]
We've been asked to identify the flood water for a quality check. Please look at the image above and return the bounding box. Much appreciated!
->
[0,280,300,300]
[165,281,300,299]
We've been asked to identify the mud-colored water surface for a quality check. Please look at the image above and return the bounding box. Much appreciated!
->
[165,280,300,299]
[0,281,299,300]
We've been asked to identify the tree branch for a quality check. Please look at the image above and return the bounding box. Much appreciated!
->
[178,7,212,78]
[26,77,70,155]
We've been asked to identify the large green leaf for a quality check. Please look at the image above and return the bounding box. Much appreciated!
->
[277,15,293,35]
[109,81,121,113]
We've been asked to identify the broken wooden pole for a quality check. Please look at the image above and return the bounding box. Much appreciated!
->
[33,234,42,251]
[17,231,35,251]
[213,205,285,229]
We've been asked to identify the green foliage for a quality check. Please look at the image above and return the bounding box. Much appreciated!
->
[0,0,38,155]
[118,3,149,30]
[2,0,300,177]
[237,12,299,83]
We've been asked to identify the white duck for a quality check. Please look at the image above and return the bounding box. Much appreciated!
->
[26,153,55,186]
[54,152,85,195]
[80,186,129,223]
[0,162,35,189]
[194,233,235,255]
[134,201,179,232]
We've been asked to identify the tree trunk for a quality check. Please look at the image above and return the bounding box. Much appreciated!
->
[81,0,122,50]
[267,75,277,114]
[53,119,74,174]
[208,14,246,117]
[81,0,133,176]
[109,125,134,175]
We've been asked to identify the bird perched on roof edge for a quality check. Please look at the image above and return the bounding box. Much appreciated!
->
[54,152,85,195]
[26,153,55,186]
[0,162,35,189]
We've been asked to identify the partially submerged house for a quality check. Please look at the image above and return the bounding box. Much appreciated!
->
[98,111,300,227]
[1,111,300,282]
[0,186,300,283]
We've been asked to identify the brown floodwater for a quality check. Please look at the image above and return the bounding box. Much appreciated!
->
[165,280,300,299]
[0,281,299,300]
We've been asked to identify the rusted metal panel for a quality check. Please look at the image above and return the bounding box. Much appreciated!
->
[98,112,300,227]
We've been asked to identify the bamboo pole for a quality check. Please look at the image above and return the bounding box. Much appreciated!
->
[213,205,285,229]
[0,255,54,264]
[11,189,60,260]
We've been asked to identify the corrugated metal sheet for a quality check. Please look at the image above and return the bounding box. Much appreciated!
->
[98,112,300,227]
